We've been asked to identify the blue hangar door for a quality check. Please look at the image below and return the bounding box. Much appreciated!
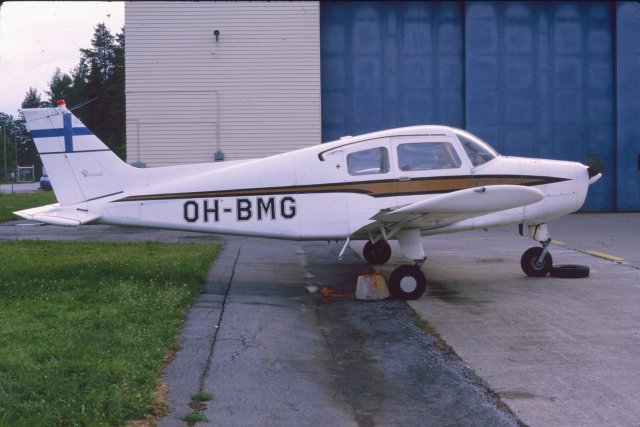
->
[321,1,620,211]
[320,2,465,142]
[464,2,615,212]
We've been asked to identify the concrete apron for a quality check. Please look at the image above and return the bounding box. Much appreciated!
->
[160,237,518,426]
[388,222,640,427]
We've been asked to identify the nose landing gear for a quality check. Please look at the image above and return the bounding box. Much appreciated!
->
[520,224,554,277]
[521,241,553,277]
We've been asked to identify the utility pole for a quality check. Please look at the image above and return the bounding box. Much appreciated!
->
[2,123,6,182]
[12,126,17,193]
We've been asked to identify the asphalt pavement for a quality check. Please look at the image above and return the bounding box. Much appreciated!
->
[160,238,516,426]
[2,212,640,426]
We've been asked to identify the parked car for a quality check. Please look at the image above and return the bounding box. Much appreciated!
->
[40,167,52,190]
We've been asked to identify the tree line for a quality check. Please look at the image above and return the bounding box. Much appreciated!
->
[1,23,125,181]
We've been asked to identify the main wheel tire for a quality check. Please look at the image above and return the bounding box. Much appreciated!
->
[550,264,590,278]
[387,265,427,300]
[521,247,553,277]
[363,240,392,265]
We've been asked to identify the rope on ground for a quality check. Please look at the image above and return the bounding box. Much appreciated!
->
[315,287,354,304]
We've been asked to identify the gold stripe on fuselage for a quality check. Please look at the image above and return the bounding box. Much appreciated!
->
[112,175,568,203]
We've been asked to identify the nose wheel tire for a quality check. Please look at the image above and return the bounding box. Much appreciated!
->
[521,247,553,277]
[363,240,392,265]
[387,265,427,300]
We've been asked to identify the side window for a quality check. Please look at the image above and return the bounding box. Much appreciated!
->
[397,142,462,171]
[347,147,390,176]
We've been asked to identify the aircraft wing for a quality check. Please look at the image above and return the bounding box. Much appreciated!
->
[14,204,101,227]
[354,185,544,236]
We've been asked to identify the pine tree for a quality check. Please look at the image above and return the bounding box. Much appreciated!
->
[17,89,41,173]
[46,68,74,106]
[73,23,126,159]
[0,113,15,180]
[80,23,116,85]
[21,87,46,108]
[2,22,128,176]
[70,58,90,105]
[105,28,126,159]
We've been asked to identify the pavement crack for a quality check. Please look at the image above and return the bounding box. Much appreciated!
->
[198,242,242,392]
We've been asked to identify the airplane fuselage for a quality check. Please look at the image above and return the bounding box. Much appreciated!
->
[90,126,590,241]
[19,106,601,299]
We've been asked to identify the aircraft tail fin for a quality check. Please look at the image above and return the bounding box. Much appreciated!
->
[21,101,141,206]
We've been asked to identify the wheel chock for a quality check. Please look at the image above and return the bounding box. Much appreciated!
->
[355,273,389,301]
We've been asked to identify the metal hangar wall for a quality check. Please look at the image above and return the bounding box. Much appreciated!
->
[125,2,320,167]
[320,1,640,212]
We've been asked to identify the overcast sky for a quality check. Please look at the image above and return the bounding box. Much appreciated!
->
[0,1,124,117]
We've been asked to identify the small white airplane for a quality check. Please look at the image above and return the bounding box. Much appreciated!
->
[18,101,601,299]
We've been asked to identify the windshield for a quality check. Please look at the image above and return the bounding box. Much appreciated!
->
[453,128,500,167]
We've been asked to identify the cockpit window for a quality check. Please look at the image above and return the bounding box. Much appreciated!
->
[347,147,390,176]
[397,142,462,171]
[453,128,499,167]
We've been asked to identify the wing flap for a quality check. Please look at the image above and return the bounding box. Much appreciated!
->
[14,204,101,226]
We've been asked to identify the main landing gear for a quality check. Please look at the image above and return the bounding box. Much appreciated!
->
[363,229,427,300]
[387,264,427,300]
[363,239,392,265]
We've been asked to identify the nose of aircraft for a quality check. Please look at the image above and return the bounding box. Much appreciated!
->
[586,163,603,186]
[520,157,594,215]
[587,164,603,179]
[559,161,592,214]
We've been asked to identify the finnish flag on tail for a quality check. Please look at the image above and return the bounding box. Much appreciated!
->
[20,100,140,207]
[22,100,104,154]
[30,111,93,153]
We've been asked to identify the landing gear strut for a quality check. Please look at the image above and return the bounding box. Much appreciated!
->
[363,239,392,265]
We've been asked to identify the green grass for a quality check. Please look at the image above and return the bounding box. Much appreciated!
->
[0,240,219,426]
[181,410,207,423]
[0,191,57,223]
[190,391,213,402]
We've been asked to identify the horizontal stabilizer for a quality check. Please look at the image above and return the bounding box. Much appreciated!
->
[14,204,101,227]
[390,185,544,216]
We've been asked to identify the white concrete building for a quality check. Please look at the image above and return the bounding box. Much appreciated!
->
[125,1,320,166]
